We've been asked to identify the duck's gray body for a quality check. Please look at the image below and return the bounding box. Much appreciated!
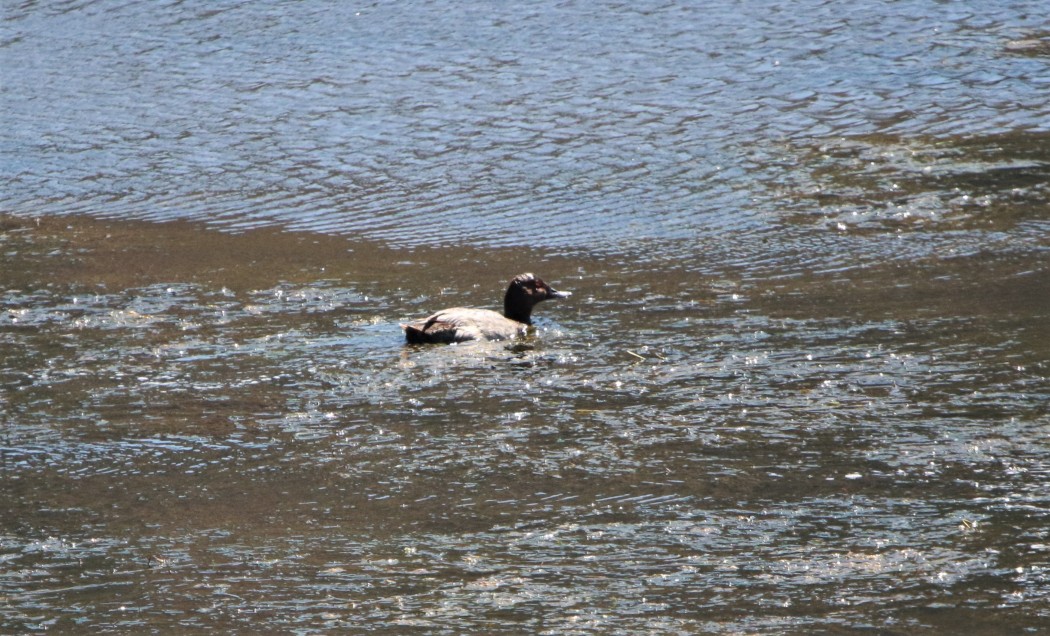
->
[403,307,528,343]
[403,273,570,344]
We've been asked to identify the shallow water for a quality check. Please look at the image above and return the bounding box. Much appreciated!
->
[3,214,1048,633]
[3,0,1050,633]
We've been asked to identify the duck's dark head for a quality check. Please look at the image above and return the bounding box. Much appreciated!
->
[504,273,571,323]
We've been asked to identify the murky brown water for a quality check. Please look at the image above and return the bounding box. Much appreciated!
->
[3,0,1050,633]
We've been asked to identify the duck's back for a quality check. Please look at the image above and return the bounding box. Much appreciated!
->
[403,308,527,343]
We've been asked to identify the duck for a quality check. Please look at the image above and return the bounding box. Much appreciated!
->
[402,273,571,344]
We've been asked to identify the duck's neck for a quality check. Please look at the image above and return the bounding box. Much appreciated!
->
[504,296,533,324]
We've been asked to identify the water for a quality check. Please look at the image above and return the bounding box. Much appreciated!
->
[2,0,1049,632]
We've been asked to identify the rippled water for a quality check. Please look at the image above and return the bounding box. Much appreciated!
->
[3,0,1050,633]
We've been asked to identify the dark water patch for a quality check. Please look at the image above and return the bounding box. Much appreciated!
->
[1004,32,1050,56]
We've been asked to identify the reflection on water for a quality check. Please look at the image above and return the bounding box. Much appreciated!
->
[3,0,1050,632]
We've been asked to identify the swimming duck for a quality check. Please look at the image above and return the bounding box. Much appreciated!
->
[402,273,571,344]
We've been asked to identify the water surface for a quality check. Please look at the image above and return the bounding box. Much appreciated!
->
[2,0,1049,633]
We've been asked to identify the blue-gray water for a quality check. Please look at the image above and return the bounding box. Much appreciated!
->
[2,0,1049,632]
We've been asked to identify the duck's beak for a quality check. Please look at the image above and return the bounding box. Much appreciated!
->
[548,287,571,299]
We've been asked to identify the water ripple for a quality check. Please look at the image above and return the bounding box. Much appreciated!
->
[4,0,1049,267]
[3,0,1050,632]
